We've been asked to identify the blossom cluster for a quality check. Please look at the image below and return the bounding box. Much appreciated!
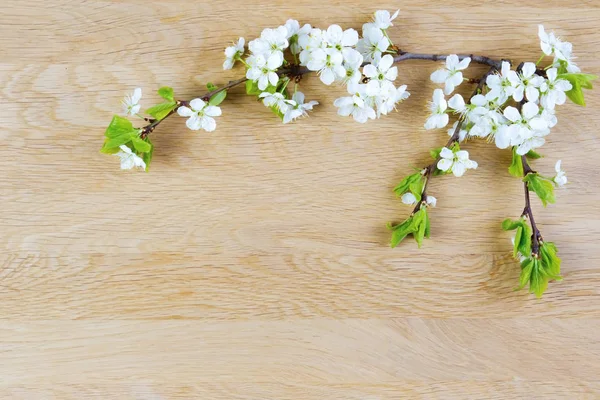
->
[421,25,583,185]
[225,10,410,124]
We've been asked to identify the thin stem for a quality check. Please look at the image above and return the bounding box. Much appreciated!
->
[140,76,249,137]
[520,154,543,257]
[412,66,498,214]
[393,51,505,69]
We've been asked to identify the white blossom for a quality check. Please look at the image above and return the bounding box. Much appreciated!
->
[509,62,544,103]
[430,55,471,95]
[285,20,312,54]
[341,49,364,85]
[553,160,567,186]
[177,98,222,132]
[307,47,346,85]
[540,68,573,109]
[223,37,245,70]
[259,92,294,113]
[322,24,359,58]
[283,91,319,124]
[538,25,570,61]
[426,195,437,207]
[447,93,488,123]
[485,61,515,103]
[437,147,478,177]
[503,102,549,155]
[372,9,399,30]
[334,83,377,123]
[298,28,326,65]
[356,26,390,62]
[424,89,449,130]
[363,54,398,84]
[401,192,417,205]
[122,88,142,116]
[248,26,289,59]
[471,109,507,140]
[114,145,146,170]
[246,53,283,90]
[538,25,581,73]
[376,83,410,116]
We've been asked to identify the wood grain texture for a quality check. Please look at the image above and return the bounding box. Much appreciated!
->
[1,0,599,398]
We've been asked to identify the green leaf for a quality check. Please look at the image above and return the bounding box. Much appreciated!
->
[559,73,597,106]
[518,258,534,290]
[539,242,562,279]
[414,209,428,248]
[388,218,413,248]
[408,179,424,202]
[207,82,218,91]
[146,102,177,121]
[209,90,227,106]
[508,147,524,177]
[530,260,549,298]
[424,211,431,238]
[430,147,442,160]
[523,173,556,207]
[158,86,175,102]
[513,226,523,258]
[502,218,526,231]
[100,131,137,153]
[142,137,153,171]
[131,136,152,153]
[105,115,135,138]
[246,80,262,95]
[393,172,423,198]
[526,150,542,159]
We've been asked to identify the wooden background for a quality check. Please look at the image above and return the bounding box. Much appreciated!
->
[1,0,599,398]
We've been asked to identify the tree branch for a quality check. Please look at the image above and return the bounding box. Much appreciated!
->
[393,51,505,69]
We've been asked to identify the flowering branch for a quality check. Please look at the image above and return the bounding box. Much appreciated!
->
[101,9,596,298]
[411,66,498,215]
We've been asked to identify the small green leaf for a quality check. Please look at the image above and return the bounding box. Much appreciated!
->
[142,137,153,171]
[430,147,442,160]
[513,226,523,258]
[146,102,177,121]
[559,73,597,106]
[209,90,227,106]
[530,260,549,298]
[508,147,524,177]
[518,258,534,290]
[526,150,542,159]
[388,218,413,248]
[131,136,152,153]
[523,173,556,206]
[100,131,137,153]
[246,80,262,95]
[424,211,431,238]
[105,115,135,138]
[502,218,525,231]
[207,82,218,91]
[414,209,428,248]
[158,86,175,102]
[539,242,562,279]
[393,173,423,198]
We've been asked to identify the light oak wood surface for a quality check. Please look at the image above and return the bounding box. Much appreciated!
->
[1,0,599,398]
